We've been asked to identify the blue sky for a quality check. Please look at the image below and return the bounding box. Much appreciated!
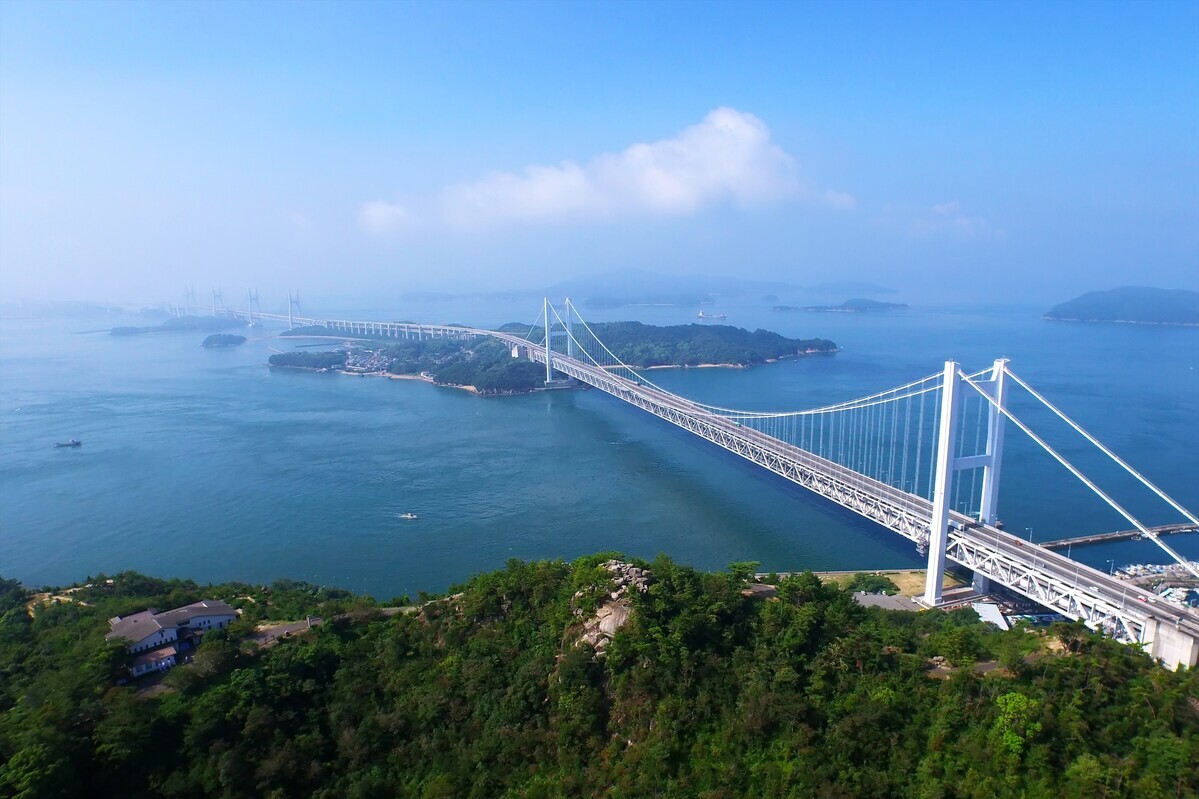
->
[1,0,1196,305]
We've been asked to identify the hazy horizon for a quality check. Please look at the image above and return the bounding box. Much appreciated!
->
[2,1,1197,308]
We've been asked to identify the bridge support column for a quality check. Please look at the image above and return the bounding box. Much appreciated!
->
[924,361,963,606]
[565,298,574,359]
[972,358,1010,594]
[544,298,553,384]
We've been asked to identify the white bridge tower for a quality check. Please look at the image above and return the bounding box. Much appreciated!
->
[923,358,1009,605]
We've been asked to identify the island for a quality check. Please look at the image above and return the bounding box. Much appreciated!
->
[554,320,836,367]
[1,559,1194,797]
[268,338,545,394]
[773,298,908,313]
[201,333,246,348]
[1044,287,1199,325]
[110,315,246,336]
[267,350,347,371]
[267,321,838,392]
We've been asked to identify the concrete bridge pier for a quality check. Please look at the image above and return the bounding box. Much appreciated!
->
[1143,617,1199,670]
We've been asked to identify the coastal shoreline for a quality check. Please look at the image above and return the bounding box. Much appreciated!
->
[270,364,487,394]
[1042,316,1199,327]
[639,350,837,370]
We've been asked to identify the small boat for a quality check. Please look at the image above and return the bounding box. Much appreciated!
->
[398,512,418,520]
[697,311,727,320]
[54,439,82,448]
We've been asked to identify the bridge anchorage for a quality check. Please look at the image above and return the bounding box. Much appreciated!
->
[206,293,1199,669]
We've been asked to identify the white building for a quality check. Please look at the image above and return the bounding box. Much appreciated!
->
[106,599,238,676]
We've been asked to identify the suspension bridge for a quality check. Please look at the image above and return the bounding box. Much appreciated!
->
[199,295,1199,669]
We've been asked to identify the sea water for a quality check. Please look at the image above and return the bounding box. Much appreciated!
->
[1,299,1196,599]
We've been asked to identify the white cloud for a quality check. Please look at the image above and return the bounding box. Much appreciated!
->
[358,108,852,235]
[909,200,999,238]
[358,200,413,236]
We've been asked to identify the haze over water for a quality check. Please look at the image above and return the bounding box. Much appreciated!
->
[1,299,1196,599]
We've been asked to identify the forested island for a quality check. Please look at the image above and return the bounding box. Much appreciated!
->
[267,350,347,371]
[268,321,836,392]
[201,334,246,348]
[773,298,908,313]
[110,316,245,336]
[1045,287,1199,325]
[532,320,837,367]
[1,557,1195,798]
[268,338,546,394]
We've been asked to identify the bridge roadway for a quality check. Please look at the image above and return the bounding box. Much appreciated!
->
[222,309,1199,667]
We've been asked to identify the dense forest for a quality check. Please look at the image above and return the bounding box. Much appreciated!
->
[268,321,835,386]
[266,338,544,392]
[267,351,347,370]
[384,338,546,394]
[1,557,1195,798]
[201,334,246,348]
[502,321,837,368]
[586,321,835,367]
[1044,287,1199,325]
[111,316,246,336]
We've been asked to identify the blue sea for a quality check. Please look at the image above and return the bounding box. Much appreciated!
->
[1,299,1196,599]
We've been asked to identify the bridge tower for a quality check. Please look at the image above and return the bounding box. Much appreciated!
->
[564,297,575,359]
[247,290,261,325]
[542,299,576,385]
[287,290,301,329]
[544,298,553,383]
[185,287,197,317]
[211,288,225,317]
[923,358,1009,605]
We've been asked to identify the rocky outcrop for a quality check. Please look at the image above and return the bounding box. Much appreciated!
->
[575,560,651,655]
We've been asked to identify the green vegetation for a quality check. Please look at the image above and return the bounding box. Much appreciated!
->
[508,321,836,368]
[111,316,246,336]
[268,351,346,370]
[269,320,834,389]
[384,338,546,393]
[844,572,902,594]
[590,321,835,366]
[1045,287,1199,325]
[2,558,1195,798]
[201,334,247,348]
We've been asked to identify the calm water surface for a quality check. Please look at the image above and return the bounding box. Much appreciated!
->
[1,300,1196,598]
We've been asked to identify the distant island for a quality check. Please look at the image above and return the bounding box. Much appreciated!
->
[201,333,246,348]
[773,298,908,313]
[1044,287,1199,326]
[110,315,245,336]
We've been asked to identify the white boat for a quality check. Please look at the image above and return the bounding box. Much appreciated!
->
[697,311,726,320]
[398,512,418,520]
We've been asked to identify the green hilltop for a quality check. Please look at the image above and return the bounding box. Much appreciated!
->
[1,556,1196,798]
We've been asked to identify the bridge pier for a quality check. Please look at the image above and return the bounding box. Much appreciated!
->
[1143,616,1199,669]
